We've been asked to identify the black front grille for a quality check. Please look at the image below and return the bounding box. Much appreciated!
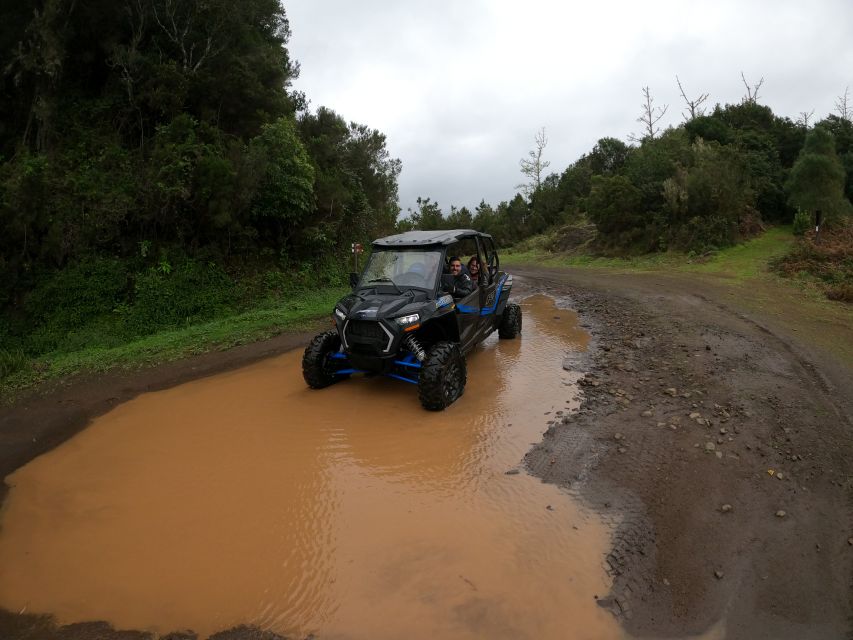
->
[347,320,386,340]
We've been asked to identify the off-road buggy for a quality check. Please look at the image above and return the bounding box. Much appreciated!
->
[302,229,521,410]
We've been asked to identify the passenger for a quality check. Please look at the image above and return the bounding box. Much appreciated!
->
[447,256,475,299]
[467,256,482,288]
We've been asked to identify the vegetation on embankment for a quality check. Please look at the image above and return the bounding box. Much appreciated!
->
[0,3,392,396]
[772,224,853,302]
[0,278,346,398]
[504,226,796,282]
[505,221,853,308]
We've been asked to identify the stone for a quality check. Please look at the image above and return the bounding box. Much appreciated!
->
[689,412,701,420]
[665,388,678,397]
[614,433,624,441]
[641,410,654,417]
[721,504,733,513]
[505,469,520,475]
[775,510,786,518]
[705,442,716,451]
[714,570,724,579]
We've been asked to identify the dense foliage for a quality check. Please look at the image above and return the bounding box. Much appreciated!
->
[0,0,400,359]
[406,100,853,256]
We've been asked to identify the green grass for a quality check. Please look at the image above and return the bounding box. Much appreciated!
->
[0,286,346,399]
[504,226,796,283]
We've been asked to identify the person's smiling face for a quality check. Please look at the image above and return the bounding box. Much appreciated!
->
[450,260,462,275]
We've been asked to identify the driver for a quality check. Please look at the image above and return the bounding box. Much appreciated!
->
[447,256,475,299]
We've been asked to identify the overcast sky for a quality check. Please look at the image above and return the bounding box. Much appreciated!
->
[285,0,853,216]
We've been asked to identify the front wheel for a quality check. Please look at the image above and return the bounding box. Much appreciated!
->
[302,330,344,389]
[498,303,522,339]
[418,341,467,411]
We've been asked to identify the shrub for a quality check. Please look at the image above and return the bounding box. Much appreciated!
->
[127,258,237,334]
[792,209,812,236]
[20,257,129,354]
[0,347,28,379]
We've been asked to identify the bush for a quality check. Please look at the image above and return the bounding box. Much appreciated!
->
[792,209,812,236]
[826,284,853,302]
[772,223,853,302]
[127,258,237,334]
[0,347,28,379]
[20,257,129,354]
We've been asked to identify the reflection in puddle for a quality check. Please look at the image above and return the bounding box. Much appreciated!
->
[0,295,624,639]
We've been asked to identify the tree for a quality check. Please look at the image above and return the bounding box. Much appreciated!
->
[834,87,851,122]
[517,127,550,197]
[797,109,815,129]
[740,72,764,104]
[446,206,473,228]
[249,116,315,254]
[786,127,852,226]
[407,197,445,230]
[629,86,668,142]
[676,76,709,122]
[588,137,630,175]
[586,175,645,238]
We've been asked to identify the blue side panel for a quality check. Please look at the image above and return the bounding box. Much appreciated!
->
[481,274,511,316]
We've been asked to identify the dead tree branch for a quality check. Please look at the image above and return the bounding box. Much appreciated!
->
[676,75,709,121]
[835,87,851,122]
[516,127,550,197]
[629,86,668,142]
[151,0,226,73]
[741,72,764,104]
[797,109,815,128]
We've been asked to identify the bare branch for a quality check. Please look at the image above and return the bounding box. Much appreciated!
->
[740,72,764,104]
[151,0,226,73]
[107,0,146,104]
[517,127,550,197]
[629,86,668,142]
[676,75,709,122]
[834,87,851,122]
[797,109,815,128]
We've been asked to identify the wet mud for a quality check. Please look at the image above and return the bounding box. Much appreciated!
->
[0,295,623,639]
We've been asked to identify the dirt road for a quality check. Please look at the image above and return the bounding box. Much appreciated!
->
[515,267,853,640]
[1,267,852,639]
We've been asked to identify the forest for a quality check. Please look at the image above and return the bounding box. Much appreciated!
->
[0,0,400,360]
[1,1,851,374]
[408,90,853,256]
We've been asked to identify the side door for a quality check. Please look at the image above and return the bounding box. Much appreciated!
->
[475,237,500,340]
[447,241,481,352]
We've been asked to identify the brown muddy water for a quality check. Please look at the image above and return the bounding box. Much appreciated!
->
[0,295,626,640]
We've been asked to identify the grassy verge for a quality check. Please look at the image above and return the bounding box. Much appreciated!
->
[503,226,796,283]
[1,286,346,399]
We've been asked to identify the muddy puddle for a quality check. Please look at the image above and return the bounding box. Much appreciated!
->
[0,295,626,639]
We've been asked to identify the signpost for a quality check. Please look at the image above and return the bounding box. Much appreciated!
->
[351,242,364,273]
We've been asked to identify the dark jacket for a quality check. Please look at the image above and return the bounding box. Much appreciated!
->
[451,272,475,298]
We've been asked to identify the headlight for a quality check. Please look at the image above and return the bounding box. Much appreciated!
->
[334,308,346,321]
[394,313,419,326]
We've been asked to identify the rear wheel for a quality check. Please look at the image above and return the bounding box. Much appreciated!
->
[418,341,467,411]
[498,303,522,339]
[302,330,344,388]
